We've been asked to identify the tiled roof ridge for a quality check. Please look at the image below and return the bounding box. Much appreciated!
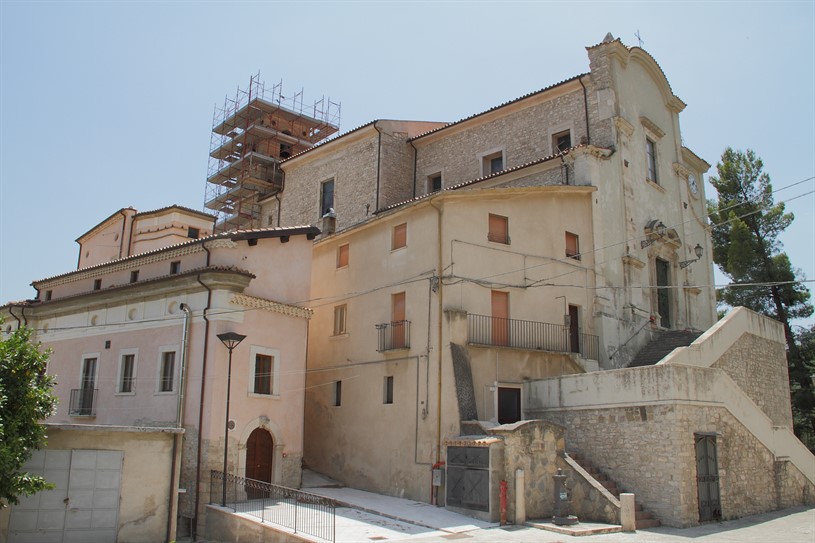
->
[408,74,588,142]
[16,265,255,308]
[134,204,215,220]
[377,145,593,213]
[33,225,317,285]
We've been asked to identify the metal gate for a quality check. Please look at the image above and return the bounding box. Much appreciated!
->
[446,446,490,512]
[8,449,123,543]
[694,433,721,522]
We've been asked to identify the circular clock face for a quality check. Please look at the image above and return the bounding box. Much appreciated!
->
[688,174,699,195]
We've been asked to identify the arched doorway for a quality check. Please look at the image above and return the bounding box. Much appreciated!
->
[246,428,274,485]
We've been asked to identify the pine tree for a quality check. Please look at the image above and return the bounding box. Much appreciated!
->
[0,326,58,507]
[708,148,814,444]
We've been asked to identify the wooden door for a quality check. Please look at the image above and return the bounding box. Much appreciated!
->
[656,258,671,328]
[695,434,721,521]
[491,291,509,347]
[246,428,273,492]
[568,305,580,354]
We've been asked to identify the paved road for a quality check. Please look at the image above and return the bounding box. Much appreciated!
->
[406,506,815,543]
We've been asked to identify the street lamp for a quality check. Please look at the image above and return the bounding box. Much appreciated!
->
[217,331,246,506]
[679,243,704,269]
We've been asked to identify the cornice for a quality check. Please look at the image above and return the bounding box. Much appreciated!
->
[231,293,313,320]
[614,116,635,137]
[672,162,691,180]
[639,116,665,139]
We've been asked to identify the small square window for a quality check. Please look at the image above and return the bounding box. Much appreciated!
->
[188,227,200,239]
[646,138,658,184]
[553,130,572,153]
[333,304,347,336]
[170,261,181,275]
[428,173,442,194]
[93,279,102,291]
[253,354,273,395]
[488,214,509,244]
[337,244,349,268]
[130,270,139,283]
[333,380,342,407]
[159,351,175,392]
[482,152,504,176]
[383,375,394,404]
[566,232,581,260]
[392,223,407,250]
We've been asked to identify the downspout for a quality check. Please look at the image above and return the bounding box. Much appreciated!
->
[579,76,591,145]
[192,244,213,540]
[167,303,192,542]
[274,194,282,227]
[373,121,383,211]
[8,305,22,329]
[126,212,136,258]
[20,306,28,327]
[429,198,444,468]
[408,138,419,198]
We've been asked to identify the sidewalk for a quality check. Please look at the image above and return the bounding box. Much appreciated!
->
[302,470,814,543]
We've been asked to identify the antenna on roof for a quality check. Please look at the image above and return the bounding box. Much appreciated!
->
[635,29,645,47]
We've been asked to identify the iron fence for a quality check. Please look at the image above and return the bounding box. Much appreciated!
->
[467,314,599,360]
[376,320,410,352]
[68,388,97,417]
[210,470,336,542]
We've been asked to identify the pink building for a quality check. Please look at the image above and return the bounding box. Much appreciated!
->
[1,206,318,541]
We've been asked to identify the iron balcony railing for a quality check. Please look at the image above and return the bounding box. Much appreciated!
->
[468,314,600,360]
[210,470,336,542]
[68,388,98,417]
[376,320,410,352]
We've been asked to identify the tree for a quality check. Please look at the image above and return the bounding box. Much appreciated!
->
[708,148,814,443]
[0,325,58,507]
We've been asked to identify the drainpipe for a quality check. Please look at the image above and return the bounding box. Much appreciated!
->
[8,305,22,329]
[118,209,129,260]
[579,76,591,145]
[429,198,444,469]
[373,121,383,211]
[408,138,419,198]
[20,306,28,327]
[166,302,192,542]
[192,244,213,540]
[274,194,282,227]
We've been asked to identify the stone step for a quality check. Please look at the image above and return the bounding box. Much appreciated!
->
[636,518,662,529]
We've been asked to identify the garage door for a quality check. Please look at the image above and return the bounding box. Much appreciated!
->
[8,449,123,543]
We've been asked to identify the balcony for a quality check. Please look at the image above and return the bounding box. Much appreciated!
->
[468,314,599,360]
[376,320,410,352]
[69,388,98,417]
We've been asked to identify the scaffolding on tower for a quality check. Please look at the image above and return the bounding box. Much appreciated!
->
[204,72,341,232]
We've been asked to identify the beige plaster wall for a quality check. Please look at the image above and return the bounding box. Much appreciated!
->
[76,211,133,270]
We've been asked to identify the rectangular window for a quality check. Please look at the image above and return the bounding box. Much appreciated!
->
[333,380,342,407]
[44,290,52,301]
[337,243,349,268]
[392,223,407,250]
[428,173,442,193]
[333,304,347,336]
[93,279,102,290]
[565,232,581,260]
[320,179,335,216]
[188,227,200,239]
[553,130,572,153]
[488,214,509,244]
[130,270,139,283]
[119,353,135,393]
[646,138,658,183]
[253,354,273,395]
[159,351,175,393]
[482,152,504,176]
[383,376,394,404]
[170,261,181,275]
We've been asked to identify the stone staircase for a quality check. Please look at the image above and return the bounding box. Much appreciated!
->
[569,452,660,529]
[628,329,702,368]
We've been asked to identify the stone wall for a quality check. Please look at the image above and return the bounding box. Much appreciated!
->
[712,333,793,427]
[541,404,815,527]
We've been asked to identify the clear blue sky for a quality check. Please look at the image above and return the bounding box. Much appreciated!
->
[1,1,813,325]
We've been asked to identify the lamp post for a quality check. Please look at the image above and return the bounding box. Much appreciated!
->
[679,243,704,269]
[217,331,246,506]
